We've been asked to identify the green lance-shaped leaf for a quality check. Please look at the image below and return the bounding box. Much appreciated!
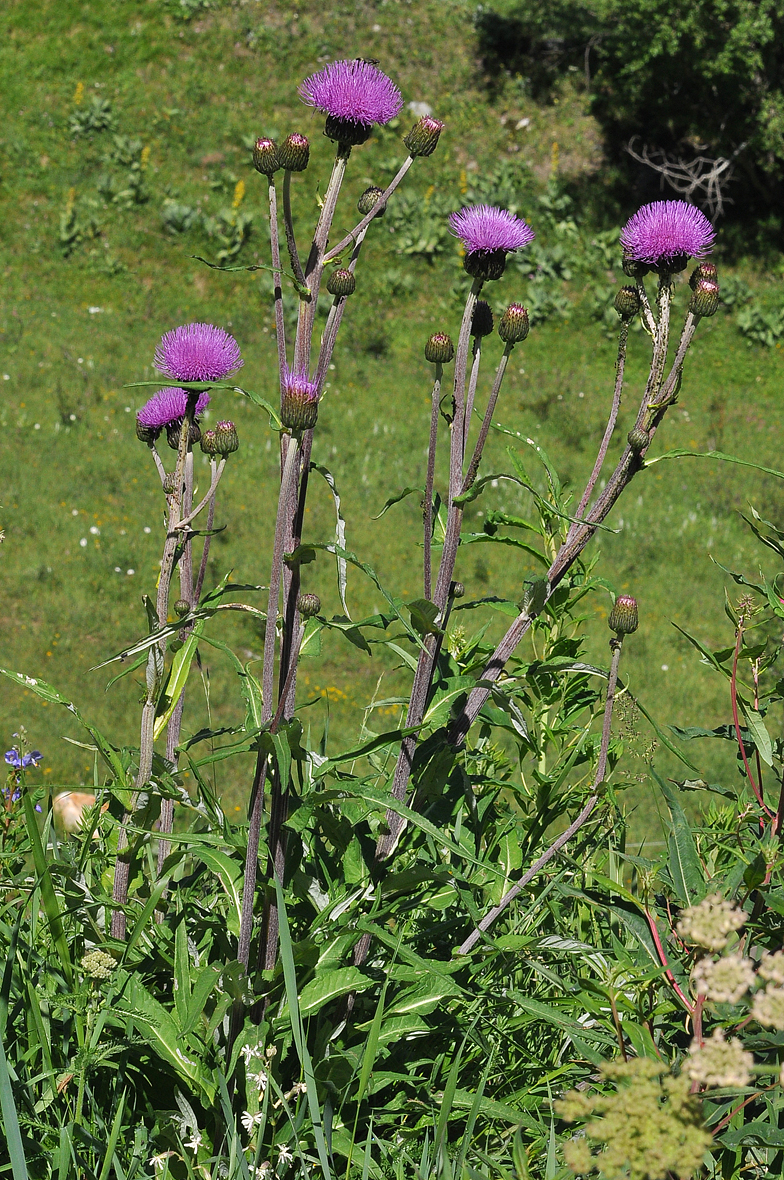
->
[312,462,350,616]
[652,769,706,904]
[153,619,206,741]
[298,967,373,1016]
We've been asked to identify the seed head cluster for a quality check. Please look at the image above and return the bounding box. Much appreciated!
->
[752,984,784,1029]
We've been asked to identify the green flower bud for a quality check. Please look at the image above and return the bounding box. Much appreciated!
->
[81,949,115,981]
[214,420,239,455]
[627,427,649,454]
[279,132,309,172]
[450,581,465,599]
[424,332,455,364]
[689,260,717,290]
[471,300,494,338]
[622,253,649,280]
[326,268,356,297]
[463,249,506,282]
[689,277,720,318]
[357,186,386,217]
[608,593,638,635]
[174,599,190,617]
[136,420,161,445]
[297,592,321,618]
[166,419,201,451]
[498,303,530,344]
[403,115,445,158]
[614,285,641,320]
[252,136,280,176]
[200,428,217,456]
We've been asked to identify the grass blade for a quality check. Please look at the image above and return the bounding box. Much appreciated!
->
[0,1029,29,1180]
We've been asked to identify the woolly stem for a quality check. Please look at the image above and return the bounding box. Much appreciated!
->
[423,365,443,601]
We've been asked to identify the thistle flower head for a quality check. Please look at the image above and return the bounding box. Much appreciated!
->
[136,387,210,430]
[298,60,402,130]
[691,953,754,1004]
[620,200,715,270]
[281,366,319,432]
[677,893,746,952]
[449,204,535,256]
[154,323,243,383]
[686,1028,753,1089]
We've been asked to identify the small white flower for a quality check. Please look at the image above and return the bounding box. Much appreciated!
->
[148,1153,171,1171]
[241,1110,264,1133]
[183,1130,202,1152]
[277,1144,294,1167]
[241,1043,264,1065]
[250,1068,268,1092]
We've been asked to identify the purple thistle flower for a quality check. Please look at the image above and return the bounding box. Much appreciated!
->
[281,366,319,432]
[449,205,535,255]
[620,200,715,268]
[298,60,403,129]
[137,387,210,430]
[154,323,243,383]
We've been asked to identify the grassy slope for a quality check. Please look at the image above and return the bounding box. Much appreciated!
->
[1,0,783,830]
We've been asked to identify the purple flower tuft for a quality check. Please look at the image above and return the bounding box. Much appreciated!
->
[5,748,41,770]
[620,200,715,267]
[448,205,535,255]
[298,60,403,128]
[154,323,243,383]
[137,388,210,430]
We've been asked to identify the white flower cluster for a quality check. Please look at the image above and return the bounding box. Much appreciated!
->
[692,953,754,1004]
[686,1028,753,1088]
[678,894,746,952]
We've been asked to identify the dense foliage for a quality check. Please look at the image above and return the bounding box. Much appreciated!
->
[477,0,784,232]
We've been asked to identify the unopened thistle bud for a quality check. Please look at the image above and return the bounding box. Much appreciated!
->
[214,419,239,455]
[136,420,161,444]
[689,260,718,289]
[622,252,649,280]
[279,132,309,172]
[281,367,319,433]
[166,419,201,451]
[162,472,176,495]
[608,593,638,635]
[471,301,494,338]
[463,248,507,282]
[252,137,280,176]
[326,268,356,297]
[450,581,465,599]
[498,303,530,344]
[174,599,190,617]
[627,427,649,454]
[403,115,445,158]
[689,277,720,318]
[424,332,455,364]
[200,428,218,455]
[358,186,386,217]
[297,592,321,618]
[614,285,640,320]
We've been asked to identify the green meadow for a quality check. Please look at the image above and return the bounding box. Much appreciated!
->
[2,0,784,829]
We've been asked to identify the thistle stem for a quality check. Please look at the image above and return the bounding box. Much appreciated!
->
[282,170,306,290]
[423,365,443,601]
[458,635,624,954]
[269,179,287,387]
[323,155,414,264]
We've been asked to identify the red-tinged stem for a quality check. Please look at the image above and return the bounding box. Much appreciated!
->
[712,1087,775,1134]
[644,906,693,1014]
[423,365,443,601]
